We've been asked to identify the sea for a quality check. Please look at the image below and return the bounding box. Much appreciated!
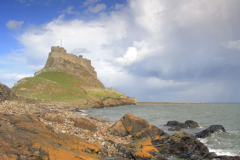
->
[82,103,240,156]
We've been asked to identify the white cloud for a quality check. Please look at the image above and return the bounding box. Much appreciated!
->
[7,0,240,102]
[1,73,32,81]
[97,61,136,88]
[71,48,90,54]
[129,0,164,34]
[63,6,78,14]
[86,3,106,13]
[26,65,44,71]
[83,0,100,6]
[146,77,187,89]
[114,40,163,66]
[6,20,24,30]
[171,82,229,102]
[222,40,240,51]
[115,4,125,10]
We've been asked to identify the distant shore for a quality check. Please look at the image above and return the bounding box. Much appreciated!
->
[137,102,207,104]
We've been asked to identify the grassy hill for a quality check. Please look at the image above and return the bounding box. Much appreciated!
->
[12,72,126,102]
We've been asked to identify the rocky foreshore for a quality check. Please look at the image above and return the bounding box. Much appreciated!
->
[1,101,240,160]
[1,84,240,160]
[0,100,133,159]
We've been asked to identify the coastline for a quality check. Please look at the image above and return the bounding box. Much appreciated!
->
[137,102,207,104]
[1,100,240,159]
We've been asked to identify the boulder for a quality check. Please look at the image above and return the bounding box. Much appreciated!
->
[164,120,183,127]
[116,137,162,160]
[43,115,65,124]
[195,125,226,138]
[74,118,97,132]
[108,120,128,137]
[164,120,199,131]
[132,125,166,140]
[109,113,149,137]
[152,132,210,159]
[184,120,199,128]
[168,126,181,131]
[121,113,149,135]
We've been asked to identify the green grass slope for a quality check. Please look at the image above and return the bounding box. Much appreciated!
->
[12,72,126,102]
[12,72,87,101]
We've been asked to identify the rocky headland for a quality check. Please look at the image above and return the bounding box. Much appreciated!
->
[13,46,137,107]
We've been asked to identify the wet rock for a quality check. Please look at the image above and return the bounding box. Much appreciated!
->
[184,120,199,128]
[168,126,181,131]
[195,125,226,138]
[74,117,97,132]
[164,120,199,131]
[116,137,160,160]
[164,120,183,127]
[152,132,209,159]
[132,125,166,140]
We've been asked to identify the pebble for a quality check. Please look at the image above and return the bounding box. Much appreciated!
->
[0,100,133,156]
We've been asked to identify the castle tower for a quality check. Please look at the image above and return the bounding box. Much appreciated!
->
[51,46,66,53]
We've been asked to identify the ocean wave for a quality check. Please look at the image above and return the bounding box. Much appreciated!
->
[208,148,238,156]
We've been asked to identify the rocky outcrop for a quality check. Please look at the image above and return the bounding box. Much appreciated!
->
[0,113,102,160]
[0,83,37,103]
[164,120,199,131]
[110,114,240,160]
[152,132,212,159]
[43,115,65,124]
[132,125,166,140]
[108,120,128,137]
[34,47,105,88]
[111,114,215,159]
[74,118,98,132]
[116,137,161,159]
[109,113,149,137]
[195,125,226,138]
[93,97,137,108]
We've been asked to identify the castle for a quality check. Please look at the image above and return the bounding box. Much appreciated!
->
[49,46,97,77]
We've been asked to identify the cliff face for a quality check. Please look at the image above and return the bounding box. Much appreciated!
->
[34,46,105,88]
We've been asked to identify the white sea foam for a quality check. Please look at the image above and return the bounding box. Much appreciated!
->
[209,148,238,156]
[198,138,208,144]
[81,113,88,116]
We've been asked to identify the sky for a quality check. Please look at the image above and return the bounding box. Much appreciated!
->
[1,0,240,102]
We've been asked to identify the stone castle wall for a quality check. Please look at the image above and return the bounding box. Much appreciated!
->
[49,46,96,77]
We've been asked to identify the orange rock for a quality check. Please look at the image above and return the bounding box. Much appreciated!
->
[108,120,127,137]
[121,113,149,135]
[117,137,159,160]
[74,118,97,132]
[0,112,102,160]
[133,125,166,140]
